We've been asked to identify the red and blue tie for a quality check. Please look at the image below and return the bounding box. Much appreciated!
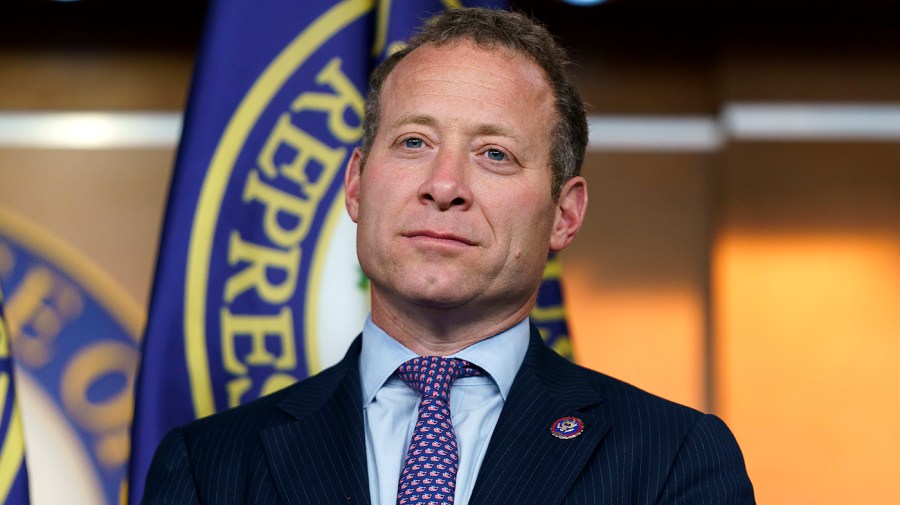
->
[396,356,482,505]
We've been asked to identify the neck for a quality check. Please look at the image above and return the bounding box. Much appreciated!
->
[370,290,536,356]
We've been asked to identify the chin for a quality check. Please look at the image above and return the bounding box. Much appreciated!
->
[404,288,470,310]
[411,278,489,308]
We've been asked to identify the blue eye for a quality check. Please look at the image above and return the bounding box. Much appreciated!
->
[403,138,424,148]
[486,149,506,161]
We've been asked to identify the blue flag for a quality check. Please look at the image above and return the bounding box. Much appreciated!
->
[0,282,30,505]
[534,253,575,360]
[127,0,508,502]
[1,210,141,505]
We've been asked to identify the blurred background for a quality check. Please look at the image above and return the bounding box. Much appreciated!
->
[2,0,899,503]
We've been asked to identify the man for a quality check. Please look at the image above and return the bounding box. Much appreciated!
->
[142,8,754,505]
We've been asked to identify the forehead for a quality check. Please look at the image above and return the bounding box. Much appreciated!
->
[379,40,555,129]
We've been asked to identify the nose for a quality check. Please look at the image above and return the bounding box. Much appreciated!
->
[417,148,473,211]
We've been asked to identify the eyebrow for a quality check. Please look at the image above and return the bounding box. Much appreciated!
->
[390,114,516,139]
[473,123,515,138]
[390,113,436,129]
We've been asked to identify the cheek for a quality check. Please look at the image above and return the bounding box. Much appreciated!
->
[356,176,411,242]
[357,173,391,218]
[362,166,416,204]
[506,206,556,257]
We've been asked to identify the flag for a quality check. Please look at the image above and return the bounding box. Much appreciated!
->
[1,208,142,505]
[0,282,30,504]
[127,0,506,502]
[534,253,575,360]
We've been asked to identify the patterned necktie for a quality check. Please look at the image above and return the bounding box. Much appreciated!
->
[396,356,482,505]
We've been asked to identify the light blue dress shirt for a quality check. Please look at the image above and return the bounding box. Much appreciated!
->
[359,316,530,505]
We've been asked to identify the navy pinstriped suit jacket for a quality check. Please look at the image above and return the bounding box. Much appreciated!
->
[142,327,755,504]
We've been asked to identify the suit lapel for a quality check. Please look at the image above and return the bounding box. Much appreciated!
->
[469,327,609,505]
[259,337,370,505]
[253,329,605,505]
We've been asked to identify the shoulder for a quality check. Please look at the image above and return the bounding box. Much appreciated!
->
[176,352,358,450]
[588,364,704,421]
[542,347,739,454]
[537,341,706,422]
[527,327,707,425]
[541,354,754,501]
[558,357,754,500]
[178,383,294,445]
[142,360,360,503]
[578,359,719,441]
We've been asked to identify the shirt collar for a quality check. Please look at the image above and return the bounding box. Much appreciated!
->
[359,315,531,407]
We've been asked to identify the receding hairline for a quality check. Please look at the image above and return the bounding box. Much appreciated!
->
[376,40,554,143]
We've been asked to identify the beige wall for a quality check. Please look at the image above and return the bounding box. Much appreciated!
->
[714,143,900,504]
[565,152,714,410]
[0,149,174,309]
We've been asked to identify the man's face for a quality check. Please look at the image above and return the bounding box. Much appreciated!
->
[345,40,585,319]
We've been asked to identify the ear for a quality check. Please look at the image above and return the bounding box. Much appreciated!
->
[549,176,588,252]
[344,148,363,223]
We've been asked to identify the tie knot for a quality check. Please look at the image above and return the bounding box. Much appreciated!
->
[397,356,481,402]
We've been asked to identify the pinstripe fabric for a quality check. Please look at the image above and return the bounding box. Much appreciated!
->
[468,328,755,505]
[142,338,369,505]
[141,328,754,504]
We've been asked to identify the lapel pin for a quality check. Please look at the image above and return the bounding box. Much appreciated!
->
[550,416,584,439]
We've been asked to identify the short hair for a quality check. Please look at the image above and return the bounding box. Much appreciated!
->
[360,8,588,200]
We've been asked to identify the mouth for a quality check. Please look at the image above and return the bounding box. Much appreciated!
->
[405,230,476,247]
